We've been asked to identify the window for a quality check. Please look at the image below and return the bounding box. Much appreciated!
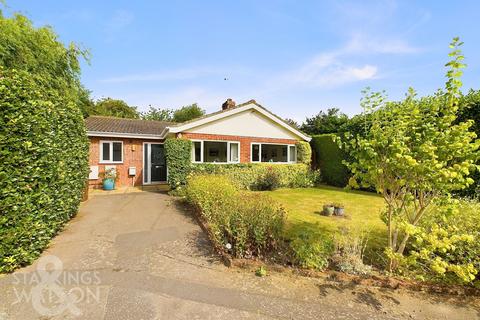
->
[100,141,123,163]
[229,142,239,163]
[191,140,240,163]
[193,141,202,162]
[251,143,297,163]
[251,144,260,162]
[289,145,296,162]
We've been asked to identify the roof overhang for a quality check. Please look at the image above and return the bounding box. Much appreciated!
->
[166,103,311,142]
[87,131,164,140]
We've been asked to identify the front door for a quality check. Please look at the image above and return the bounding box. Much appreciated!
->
[143,143,167,184]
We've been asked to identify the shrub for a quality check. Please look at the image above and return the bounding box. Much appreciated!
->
[0,68,89,273]
[397,199,480,285]
[290,231,333,271]
[310,134,350,187]
[191,163,320,190]
[296,141,312,165]
[164,138,192,189]
[185,174,286,258]
[255,167,281,191]
[331,227,372,275]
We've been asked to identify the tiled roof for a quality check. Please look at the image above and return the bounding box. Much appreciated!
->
[85,116,172,136]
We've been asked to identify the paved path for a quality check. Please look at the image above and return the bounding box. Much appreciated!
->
[0,192,478,319]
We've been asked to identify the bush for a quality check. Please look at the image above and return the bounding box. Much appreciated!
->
[296,141,312,165]
[164,138,192,189]
[310,134,350,187]
[185,174,286,258]
[397,199,480,285]
[255,167,281,191]
[0,68,89,273]
[289,231,333,271]
[331,227,372,275]
[191,163,320,190]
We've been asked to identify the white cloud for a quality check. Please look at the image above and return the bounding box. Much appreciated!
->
[345,33,421,54]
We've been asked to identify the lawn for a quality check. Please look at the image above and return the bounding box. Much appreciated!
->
[266,185,388,265]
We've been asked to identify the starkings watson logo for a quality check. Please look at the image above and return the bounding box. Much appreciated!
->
[11,255,102,317]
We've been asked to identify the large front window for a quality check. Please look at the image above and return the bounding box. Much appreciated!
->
[192,140,240,163]
[251,143,296,163]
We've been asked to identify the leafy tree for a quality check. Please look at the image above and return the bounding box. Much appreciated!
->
[141,106,173,121]
[342,38,479,271]
[172,103,205,123]
[284,118,300,129]
[301,108,349,135]
[91,98,139,119]
[0,10,89,102]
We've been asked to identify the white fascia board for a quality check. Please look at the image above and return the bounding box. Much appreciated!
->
[87,131,163,140]
[168,104,311,142]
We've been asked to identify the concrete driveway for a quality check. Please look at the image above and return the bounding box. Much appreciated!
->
[0,191,478,320]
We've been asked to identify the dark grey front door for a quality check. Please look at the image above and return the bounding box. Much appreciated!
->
[151,144,166,182]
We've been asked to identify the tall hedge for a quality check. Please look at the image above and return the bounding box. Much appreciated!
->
[164,138,192,188]
[296,141,312,165]
[310,134,350,187]
[0,68,89,272]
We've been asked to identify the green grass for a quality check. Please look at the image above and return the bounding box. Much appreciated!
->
[265,185,388,266]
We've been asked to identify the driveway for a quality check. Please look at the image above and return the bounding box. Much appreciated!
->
[0,191,478,319]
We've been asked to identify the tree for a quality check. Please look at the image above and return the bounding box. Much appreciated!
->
[342,38,479,271]
[91,98,139,119]
[0,10,89,102]
[301,108,349,135]
[284,118,300,129]
[172,103,205,123]
[141,106,173,121]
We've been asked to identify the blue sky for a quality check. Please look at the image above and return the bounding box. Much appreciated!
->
[4,1,480,121]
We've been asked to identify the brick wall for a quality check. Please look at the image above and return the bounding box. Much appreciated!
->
[181,132,298,163]
[88,137,164,189]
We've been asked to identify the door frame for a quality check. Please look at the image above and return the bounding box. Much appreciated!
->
[142,142,168,185]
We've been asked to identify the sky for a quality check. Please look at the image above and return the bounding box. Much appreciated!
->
[4,0,480,121]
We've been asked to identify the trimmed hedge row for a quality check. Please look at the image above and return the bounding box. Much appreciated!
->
[190,163,320,190]
[164,138,192,189]
[310,134,350,187]
[0,68,89,272]
[185,174,286,258]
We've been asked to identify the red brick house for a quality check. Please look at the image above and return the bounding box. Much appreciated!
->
[86,99,311,188]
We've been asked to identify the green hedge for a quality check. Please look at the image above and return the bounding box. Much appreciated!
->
[296,141,312,165]
[310,134,350,187]
[190,163,320,190]
[164,138,192,188]
[185,174,286,257]
[0,68,89,273]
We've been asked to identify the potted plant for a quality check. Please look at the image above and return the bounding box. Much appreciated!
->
[100,168,118,190]
[333,203,345,216]
[323,203,335,216]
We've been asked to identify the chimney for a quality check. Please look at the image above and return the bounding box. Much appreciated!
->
[222,98,236,110]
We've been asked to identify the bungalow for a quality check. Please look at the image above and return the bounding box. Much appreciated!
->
[86,99,311,188]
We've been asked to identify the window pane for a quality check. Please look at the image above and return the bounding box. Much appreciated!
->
[193,141,201,162]
[229,143,239,162]
[261,144,287,162]
[252,144,260,162]
[289,146,296,162]
[203,141,227,162]
[112,142,122,162]
[102,143,110,161]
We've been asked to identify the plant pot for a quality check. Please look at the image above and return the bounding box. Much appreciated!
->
[323,205,335,216]
[334,207,345,216]
[103,178,115,190]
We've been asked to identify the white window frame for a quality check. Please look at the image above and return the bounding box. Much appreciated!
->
[99,140,123,164]
[250,142,297,164]
[191,139,241,164]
